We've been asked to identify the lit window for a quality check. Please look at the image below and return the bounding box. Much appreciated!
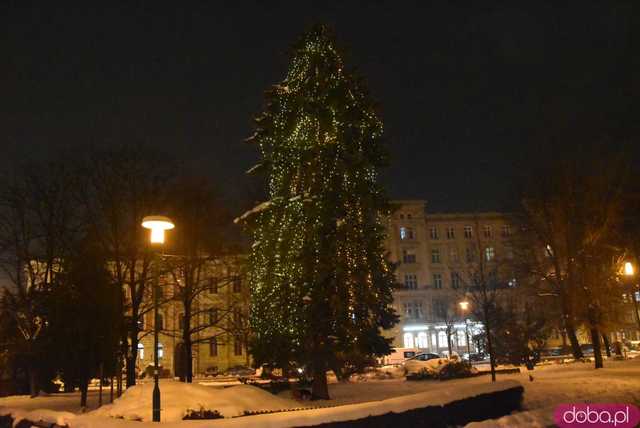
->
[429,226,439,240]
[404,274,418,289]
[157,343,164,359]
[485,247,495,261]
[438,331,447,347]
[417,332,428,348]
[433,273,443,289]
[457,330,466,346]
[400,227,414,240]
[483,225,492,238]
[403,332,414,348]
[446,227,455,239]
[403,301,423,319]
[508,278,517,287]
[501,225,511,237]
[464,226,473,239]
[137,343,144,360]
[431,248,441,264]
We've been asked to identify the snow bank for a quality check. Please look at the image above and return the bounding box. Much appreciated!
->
[0,407,76,427]
[89,381,301,422]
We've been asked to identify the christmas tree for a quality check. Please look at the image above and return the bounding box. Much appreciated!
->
[238,25,398,398]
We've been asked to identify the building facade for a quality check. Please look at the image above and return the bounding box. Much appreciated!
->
[385,200,515,356]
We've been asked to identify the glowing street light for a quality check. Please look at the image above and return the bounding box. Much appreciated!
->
[141,215,174,423]
[458,300,471,356]
[142,216,175,244]
[624,261,634,277]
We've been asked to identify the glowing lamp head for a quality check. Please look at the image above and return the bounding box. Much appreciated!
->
[624,261,634,277]
[459,301,470,311]
[141,216,174,244]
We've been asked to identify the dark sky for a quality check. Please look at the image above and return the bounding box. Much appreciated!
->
[2,2,637,212]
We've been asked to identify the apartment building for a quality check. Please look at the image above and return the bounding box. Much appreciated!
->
[385,200,514,355]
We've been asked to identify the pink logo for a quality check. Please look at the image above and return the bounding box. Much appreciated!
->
[554,404,640,428]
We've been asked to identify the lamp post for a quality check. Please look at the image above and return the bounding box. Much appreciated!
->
[623,262,640,334]
[459,300,472,357]
[141,216,174,423]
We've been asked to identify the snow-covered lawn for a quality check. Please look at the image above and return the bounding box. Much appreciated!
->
[1,358,639,427]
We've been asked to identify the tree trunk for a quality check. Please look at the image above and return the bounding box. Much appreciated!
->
[601,332,611,358]
[116,357,123,397]
[79,379,89,408]
[446,327,453,358]
[311,360,329,400]
[484,309,496,382]
[126,330,139,388]
[590,327,603,369]
[185,338,193,383]
[564,317,583,359]
[28,367,38,398]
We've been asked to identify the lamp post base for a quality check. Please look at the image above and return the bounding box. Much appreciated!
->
[152,380,160,422]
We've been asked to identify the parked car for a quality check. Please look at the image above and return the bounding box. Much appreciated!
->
[224,365,255,377]
[467,352,487,362]
[403,353,447,374]
[580,344,594,356]
[381,348,420,365]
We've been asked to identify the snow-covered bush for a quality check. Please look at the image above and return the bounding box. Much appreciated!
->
[406,359,477,381]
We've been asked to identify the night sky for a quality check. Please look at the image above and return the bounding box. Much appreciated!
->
[2,2,637,212]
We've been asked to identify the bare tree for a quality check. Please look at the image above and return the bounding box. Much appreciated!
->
[76,145,175,388]
[162,176,247,382]
[0,161,79,396]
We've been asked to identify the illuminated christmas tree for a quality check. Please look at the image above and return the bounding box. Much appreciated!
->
[239,25,398,398]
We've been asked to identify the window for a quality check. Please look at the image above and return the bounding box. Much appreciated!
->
[234,336,243,356]
[508,278,517,287]
[457,330,466,346]
[417,332,428,348]
[407,213,412,219]
[209,337,218,357]
[400,226,414,240]
[137,316,144,330]
[178,313,185,330]
[156,314,164,331]
[137,343,144,360]
[438,331,447,347]
[485,247,495,261]
[466,247,475,262]
[157,343,164,359]
[464,226,473,239]
[431,248,441,264]
[501,225,511,237]
[403,301,424,319]
[399,213,405,219]
[446,227,455,239]
[402,249,416,264]
[451,272,461,289]
[208,308,217,325]
[233,276,242,293]
[505,247,514,259]
[433,273,443,289]
[429,226,439,240]
[208,277,218,294]
[433,299,447,319]
[404,274,418,289]
[483,225,492,238]
[403,332,414,348]
[233,307,242,325]
[449,247,459,263]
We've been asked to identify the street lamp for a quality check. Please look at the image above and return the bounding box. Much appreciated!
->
[142,215,174,423]
[459,300,472,356]
[623,261,640,334]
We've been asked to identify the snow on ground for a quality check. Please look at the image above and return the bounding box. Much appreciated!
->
[2,358,639,427]
[89,381,301,422]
